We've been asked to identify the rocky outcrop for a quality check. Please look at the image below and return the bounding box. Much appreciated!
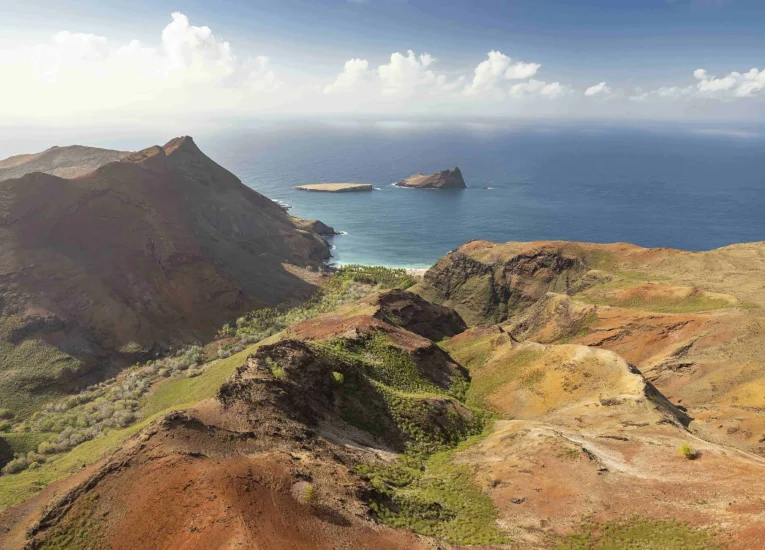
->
[0,136,331,408]
[291,217,338,236]
[415,241,590,325]
[362,289,467,341]
[398,167,466,189]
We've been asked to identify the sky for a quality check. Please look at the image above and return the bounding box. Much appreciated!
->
[1,0,764,125]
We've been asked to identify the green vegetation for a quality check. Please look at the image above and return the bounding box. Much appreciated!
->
[0,313,82,415]
[678,442,699,460]
[335,265,416,290]
[0,342,264,510]
[560,517,723,549]
[440,332,499,371]
[578,291,731,314]
[224,265,414,349]
[574,273,731,314]
[267,358,286,380]
[358,427,506,546]
[466,348,544,410]
[312,334,480,448]
[315,332,502,545]
[331,371,344,385]
[0,266,402,506]
[37,492,106,550]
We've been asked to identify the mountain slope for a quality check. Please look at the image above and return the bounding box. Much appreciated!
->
[0,145,128,181]
[0,137,331,412]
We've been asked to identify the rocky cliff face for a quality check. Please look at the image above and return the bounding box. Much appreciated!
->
[415,240,591,325]
[0,136,331,410]
[398,167,466,189]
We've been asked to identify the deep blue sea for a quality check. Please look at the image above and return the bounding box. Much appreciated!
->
[195,121,764,268]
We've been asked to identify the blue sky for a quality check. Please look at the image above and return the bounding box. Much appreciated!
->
[1,0,763,122]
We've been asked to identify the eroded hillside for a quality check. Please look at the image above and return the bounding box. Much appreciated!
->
[0,137,332,413]
[2,241,765,549]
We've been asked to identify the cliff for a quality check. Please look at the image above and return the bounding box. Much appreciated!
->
[398,167,466,189]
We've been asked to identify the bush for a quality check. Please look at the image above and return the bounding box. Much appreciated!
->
[332,371,344,385]
[678,442,698,460]
[2,456,30,474]
[304,484,316,503]
[335,265,415,290]
[0,409,14,420]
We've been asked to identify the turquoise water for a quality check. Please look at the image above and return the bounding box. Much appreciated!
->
[199,122,765,268]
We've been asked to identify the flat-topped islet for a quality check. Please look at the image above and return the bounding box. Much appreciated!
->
[295,183,374,193]
[398,167,466,189]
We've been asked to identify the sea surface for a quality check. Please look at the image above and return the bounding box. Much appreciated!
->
[195,121,764,268]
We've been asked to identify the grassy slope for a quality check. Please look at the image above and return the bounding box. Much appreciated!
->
[0,342,264,510]
[0,315,80,415]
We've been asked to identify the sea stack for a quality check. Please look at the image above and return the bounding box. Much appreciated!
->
[398,167,466,189]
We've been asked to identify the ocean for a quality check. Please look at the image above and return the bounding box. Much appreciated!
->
[196,121,764,268]
[10,120,762,269]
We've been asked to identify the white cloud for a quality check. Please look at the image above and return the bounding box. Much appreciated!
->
[0,12,282,120]
[585,81,612,97]
[378,50,439,95]
[324,58,371,94]
[0,12,762,122]
[464,51,540,96]
[509,79,571,98]
[630,67,765,101]
[324,50,461,99]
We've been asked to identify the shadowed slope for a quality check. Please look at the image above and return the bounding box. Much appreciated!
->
[0,137,331,412]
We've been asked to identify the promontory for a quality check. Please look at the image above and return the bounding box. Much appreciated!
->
[398,167,466,189]
[295,183,373,193]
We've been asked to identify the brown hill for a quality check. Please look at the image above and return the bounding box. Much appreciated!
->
[4,263,765,548]
[0,136,331,412]
[0,145,128,181]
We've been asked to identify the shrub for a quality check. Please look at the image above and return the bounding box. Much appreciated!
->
[335,265,415,290]
[332,371,345,385]
[304,484,316,503]
[2,456,30,475]
[38,441,56,454]
[0,409,14,420]
[678,442,698,460]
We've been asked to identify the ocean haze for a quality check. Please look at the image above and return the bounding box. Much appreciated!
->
[195,121,765,268]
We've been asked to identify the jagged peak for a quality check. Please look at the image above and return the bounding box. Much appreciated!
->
[163,136,201,156]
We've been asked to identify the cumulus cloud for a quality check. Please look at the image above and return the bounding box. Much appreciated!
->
[324,50,461,98]
[695,67,765,97]
[0,12,282,120]
[584,82,612,97]
[0,12,762,121]
[324,58,371,94]
[378,50,439,95]
[464,51,540,96]
[631,67,765,101]
[509,79,571,98]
